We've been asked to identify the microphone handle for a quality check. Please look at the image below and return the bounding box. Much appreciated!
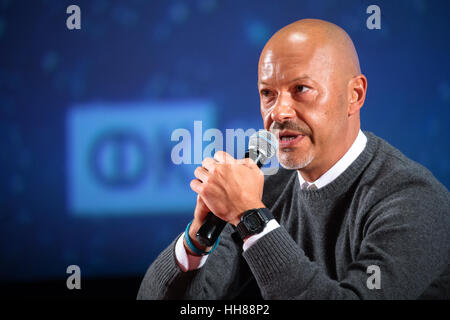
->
[195,212,227,247]
[195,151,263,247]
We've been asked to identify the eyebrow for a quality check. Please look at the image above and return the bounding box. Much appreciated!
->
[259,75,311,86]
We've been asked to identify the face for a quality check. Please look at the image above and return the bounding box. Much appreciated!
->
[258,34,349,173]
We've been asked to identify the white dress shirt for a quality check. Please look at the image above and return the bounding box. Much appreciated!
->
[175,130,367,272]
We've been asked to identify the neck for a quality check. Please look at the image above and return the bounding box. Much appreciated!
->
[298,126,360,182]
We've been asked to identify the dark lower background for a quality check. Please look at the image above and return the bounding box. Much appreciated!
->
[1,276,142,299]
[1,0,449,299]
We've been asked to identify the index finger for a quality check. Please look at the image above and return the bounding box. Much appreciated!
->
[213,151,236,164]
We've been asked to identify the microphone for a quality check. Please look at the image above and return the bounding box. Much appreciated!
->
[195,130,279,247]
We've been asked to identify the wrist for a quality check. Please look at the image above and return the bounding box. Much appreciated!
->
[183,237,207,256]
[236,207,273,241]
[185,221,212,255]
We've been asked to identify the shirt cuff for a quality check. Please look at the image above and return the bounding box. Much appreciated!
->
[174,232,209,272]
[242,219,280,252]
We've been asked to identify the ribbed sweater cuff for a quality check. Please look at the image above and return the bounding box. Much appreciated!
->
[243,226,316,290]
[151,239,183,294]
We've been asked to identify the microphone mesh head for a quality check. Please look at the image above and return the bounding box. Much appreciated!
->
[248,130,278,160]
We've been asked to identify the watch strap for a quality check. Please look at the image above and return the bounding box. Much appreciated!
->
[236,208,274,240]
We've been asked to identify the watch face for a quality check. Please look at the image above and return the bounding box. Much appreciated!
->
[244,213,262,232]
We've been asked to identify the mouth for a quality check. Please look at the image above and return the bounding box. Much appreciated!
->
[277,130,306,148]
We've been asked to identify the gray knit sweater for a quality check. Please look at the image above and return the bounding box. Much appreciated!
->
[137,132,450,299]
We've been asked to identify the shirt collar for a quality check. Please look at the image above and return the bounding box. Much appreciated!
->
[298,130,367,189]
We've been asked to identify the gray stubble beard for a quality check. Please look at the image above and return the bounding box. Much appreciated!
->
[277,148,315,170]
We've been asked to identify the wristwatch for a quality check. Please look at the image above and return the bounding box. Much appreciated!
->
[236,208,274,240]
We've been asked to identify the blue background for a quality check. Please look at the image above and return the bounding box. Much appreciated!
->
[0,0,449,286]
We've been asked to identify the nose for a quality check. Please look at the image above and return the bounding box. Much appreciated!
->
[270,92,296,123]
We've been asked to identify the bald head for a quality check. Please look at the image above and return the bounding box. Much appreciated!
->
[259,19,361,84]
[258,19,367,181]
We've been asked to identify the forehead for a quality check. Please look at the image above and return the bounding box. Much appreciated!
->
[258,44,332,85]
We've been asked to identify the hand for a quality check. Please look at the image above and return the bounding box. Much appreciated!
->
[190,151,265,226]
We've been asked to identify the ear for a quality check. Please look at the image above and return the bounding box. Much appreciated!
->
[347,74,367,116]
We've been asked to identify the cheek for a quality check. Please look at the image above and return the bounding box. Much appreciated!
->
[301,91,329,130]
[302,90,339,140]
[311,91,347,139]
[306,111,329,142]
[261,104,274,130]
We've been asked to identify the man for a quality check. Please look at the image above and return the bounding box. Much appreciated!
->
[137,19,450,299]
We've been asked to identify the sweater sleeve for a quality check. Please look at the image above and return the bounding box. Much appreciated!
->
[137,225,244,300]
[137,234,203,299]
[243,184,450,299]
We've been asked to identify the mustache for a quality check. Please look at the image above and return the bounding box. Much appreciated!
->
[270,120,312,136]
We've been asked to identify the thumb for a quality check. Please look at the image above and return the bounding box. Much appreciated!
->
[194,195,210,219]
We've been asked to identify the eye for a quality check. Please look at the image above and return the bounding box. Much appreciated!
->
[260,89,272,97]
[295,85,310,93]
